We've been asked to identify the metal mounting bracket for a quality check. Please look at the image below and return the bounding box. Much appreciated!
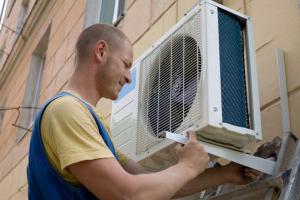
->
[200,141,276,175]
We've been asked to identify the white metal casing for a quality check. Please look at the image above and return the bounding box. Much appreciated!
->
[111,0,262,162]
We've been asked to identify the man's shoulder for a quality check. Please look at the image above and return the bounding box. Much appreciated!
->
[44,95,89,119]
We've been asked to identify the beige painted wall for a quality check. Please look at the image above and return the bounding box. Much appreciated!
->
[0,0,85,199]
[0,0,299,199]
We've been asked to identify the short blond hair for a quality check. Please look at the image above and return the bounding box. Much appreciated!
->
[75,24,130,62]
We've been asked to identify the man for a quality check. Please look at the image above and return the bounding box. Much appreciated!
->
[27,24,259,200]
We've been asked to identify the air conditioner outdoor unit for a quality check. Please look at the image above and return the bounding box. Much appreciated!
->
[111,0,262,163]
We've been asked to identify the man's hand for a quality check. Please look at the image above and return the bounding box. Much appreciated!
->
[175,131,210,177]
[222,162,262,185]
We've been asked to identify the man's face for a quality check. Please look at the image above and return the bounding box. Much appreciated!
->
[97,41,133,100]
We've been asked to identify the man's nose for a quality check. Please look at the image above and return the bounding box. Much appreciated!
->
[125,71,132,84]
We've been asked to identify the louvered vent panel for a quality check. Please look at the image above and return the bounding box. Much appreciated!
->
[136,11,204,154]
[218,9,249,128]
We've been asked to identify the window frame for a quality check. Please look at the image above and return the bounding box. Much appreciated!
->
[16,53,45,143]
[16,26,50,143]
[99,0,125,25]
[0,0,8,29]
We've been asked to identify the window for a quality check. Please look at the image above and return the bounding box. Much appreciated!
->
[84,0,125,29]
[16,26,50,142]
[0,0,8,29]
[99,0,124,25]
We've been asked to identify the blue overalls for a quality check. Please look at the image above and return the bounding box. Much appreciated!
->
[27,92,118,199]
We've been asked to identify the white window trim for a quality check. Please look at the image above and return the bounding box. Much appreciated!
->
[112,0,120,24]
[16,26,50,143]
[16,54,44,143]
[84,0,124,28]
[0,0,8,29]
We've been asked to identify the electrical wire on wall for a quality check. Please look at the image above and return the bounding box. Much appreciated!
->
[0,106,40,132]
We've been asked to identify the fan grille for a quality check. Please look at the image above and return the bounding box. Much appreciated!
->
[136,11,203,154]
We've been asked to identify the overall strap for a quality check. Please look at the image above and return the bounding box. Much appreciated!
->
[59,92,118,160]
[28,91,102,200]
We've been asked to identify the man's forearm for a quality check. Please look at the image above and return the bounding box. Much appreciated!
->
[174,166,227,198]
[131,162,198,200]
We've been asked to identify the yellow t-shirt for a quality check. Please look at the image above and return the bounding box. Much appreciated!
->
[41,92,129,184]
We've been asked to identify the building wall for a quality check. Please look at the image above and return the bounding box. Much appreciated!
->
[0,0,85,199]
[0,0,299,199]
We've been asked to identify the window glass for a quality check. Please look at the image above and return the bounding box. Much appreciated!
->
[100,0,124,24]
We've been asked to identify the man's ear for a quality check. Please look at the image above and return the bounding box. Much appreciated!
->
[95,40,107,62]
